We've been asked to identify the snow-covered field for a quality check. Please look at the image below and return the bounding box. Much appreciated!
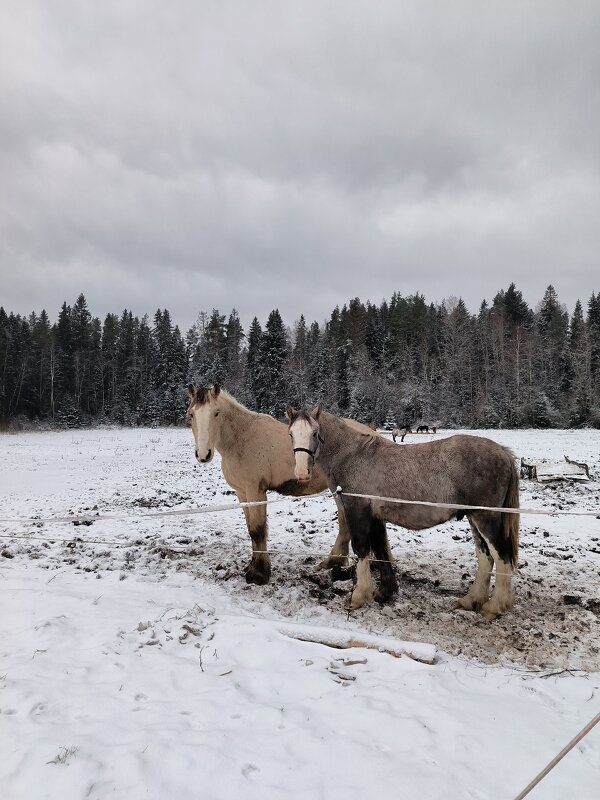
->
[1,426,599,799]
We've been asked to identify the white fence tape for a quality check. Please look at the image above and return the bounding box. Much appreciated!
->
[0,488,599,527]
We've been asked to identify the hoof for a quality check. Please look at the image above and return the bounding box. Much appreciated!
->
[244,562,271,585]
[455,596,484,613]
[315,555,349,572]
[347,591,371,610]
[481,609,498,621]
[373,588,387,605]
[331,564,354,582]
[480,598,511,620]
[374,584,397,605]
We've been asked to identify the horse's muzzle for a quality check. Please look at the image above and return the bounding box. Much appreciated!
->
[294,468,311,483]
[196,448,213,463]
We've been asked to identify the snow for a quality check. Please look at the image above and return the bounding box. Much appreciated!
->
[1,427,599,799]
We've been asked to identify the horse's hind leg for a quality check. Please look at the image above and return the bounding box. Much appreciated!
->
[471,511,515,619]
[456,521,493,612]
[242,489,271,585]
[370,519,398,604]
[315,494,350,571]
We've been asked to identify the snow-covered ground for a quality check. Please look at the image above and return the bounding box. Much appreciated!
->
[1,427,599,799]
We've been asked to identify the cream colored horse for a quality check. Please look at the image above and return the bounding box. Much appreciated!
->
[186,384,376,585]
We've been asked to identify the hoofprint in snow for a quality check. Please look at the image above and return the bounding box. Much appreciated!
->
[1,427,599,799]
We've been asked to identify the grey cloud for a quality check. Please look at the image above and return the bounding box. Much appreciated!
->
[1,1,599,330]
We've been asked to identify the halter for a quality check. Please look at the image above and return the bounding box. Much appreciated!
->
[292,434,324,462]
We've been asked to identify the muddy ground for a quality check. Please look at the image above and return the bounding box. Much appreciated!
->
[2,427,599,670]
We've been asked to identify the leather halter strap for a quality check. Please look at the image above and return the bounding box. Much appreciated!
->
[293,446,317,459]
[292,433,323,462]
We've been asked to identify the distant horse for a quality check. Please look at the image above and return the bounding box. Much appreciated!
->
[186,385,380,585]
[416,424,429,433]
[286,404,520,619]
[392,425,412,443]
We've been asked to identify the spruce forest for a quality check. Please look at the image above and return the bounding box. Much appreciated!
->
[1,283,599,430]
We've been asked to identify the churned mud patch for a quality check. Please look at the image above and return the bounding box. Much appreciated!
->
[7,508,600,671]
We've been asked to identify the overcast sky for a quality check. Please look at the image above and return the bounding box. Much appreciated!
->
[1,1,599,331]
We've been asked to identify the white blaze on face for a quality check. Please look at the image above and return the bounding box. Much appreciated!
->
[290,417,318,481]
[191,404,213,462]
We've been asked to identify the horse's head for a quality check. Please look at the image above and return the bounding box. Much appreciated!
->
[186,384,222,464]
[285,402,323,482]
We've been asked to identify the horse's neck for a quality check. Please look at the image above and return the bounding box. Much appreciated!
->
[214,394,255,455]
[319,413,363,469]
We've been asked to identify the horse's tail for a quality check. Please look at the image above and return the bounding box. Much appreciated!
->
[503,453,520,568]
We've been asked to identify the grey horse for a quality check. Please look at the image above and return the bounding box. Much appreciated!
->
[286,404,519,619]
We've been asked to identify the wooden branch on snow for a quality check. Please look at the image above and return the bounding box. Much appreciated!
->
[278,624,436,664]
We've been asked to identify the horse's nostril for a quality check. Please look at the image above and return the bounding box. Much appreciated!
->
[207,449,212,460]
[195,449,198,459]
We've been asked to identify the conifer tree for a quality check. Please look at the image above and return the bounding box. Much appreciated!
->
[55,301,74,404]
[29,310,52,417]
[101,313,120,415]
[536,285,569,409]
[306,321,326,406]
[203,309,227,383]
[225,309,245,394]
[150,309,183,424]
[288,315,308,406]
[0,307,9,418]
[245,317,263,408]
[71,294,93,412]
[567,300,592,424]
[259,309,288,417]
[587,292,600,399]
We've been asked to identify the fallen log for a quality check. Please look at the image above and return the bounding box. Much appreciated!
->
[278,623,436,664]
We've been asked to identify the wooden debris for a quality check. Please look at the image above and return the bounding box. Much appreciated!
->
[564,455,590,479]
[520,456,590,483]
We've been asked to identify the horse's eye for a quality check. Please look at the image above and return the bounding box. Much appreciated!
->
[214,411,219,417]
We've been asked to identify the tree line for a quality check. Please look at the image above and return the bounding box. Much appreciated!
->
[1,284,599,429]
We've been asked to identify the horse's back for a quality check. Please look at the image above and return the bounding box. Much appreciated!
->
[347,432,513,500]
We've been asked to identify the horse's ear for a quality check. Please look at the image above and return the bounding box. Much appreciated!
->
[285,403,296,422]
[311,402,323,421]
[212,384,221,398]
[187,384,196,400]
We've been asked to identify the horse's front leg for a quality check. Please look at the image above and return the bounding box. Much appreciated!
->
[370,519,397,604]
[315,494,350,571]
[235,489,252,548]
[242,489,271,585]
[345,503,374,609]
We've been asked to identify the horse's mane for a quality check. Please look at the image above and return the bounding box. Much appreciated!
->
[215,388,255,414]
[329,411,381,448]
[192,385,255,415]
